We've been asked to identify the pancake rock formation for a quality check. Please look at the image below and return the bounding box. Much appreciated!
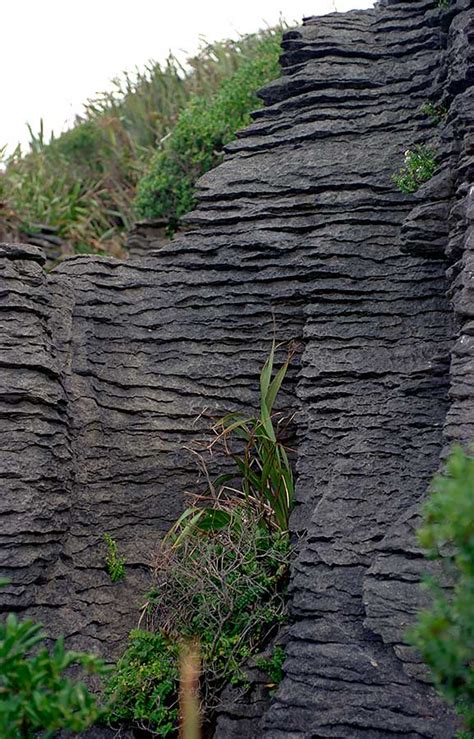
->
[0,0,473,736]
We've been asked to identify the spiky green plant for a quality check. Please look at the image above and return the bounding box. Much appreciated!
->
[167,341,296,545]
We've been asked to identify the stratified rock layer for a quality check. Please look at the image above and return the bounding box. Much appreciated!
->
[0,0,472,736]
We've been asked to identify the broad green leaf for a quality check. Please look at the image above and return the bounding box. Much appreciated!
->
[166,508,205,548]
[195,509,231,532]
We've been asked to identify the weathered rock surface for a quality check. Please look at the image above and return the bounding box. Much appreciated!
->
[0,0,473,737]
[126,218,171,258]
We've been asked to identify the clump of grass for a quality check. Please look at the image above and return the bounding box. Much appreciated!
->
[1,140,116,255]
[106,343,295,735]
[104,533,126,582]
[392,145,437,194]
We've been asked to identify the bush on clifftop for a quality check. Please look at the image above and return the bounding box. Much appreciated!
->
[0,28,282,256]
[134,31,281,226]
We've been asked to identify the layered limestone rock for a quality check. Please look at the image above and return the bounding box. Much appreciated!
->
[1,0,472,736]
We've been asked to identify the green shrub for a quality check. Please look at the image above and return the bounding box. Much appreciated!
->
[0,609,108,738]
[48,120,106,173]
[106,630,180,734]
[392,145,437,193]
[104,532,126,582]
[134,32,281,225]
[409,447,474,737]
[107,513,290,735]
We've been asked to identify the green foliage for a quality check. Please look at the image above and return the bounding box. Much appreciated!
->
[108,513,290,734]
[48,120,106,172]
[255,644,286,687]
[1,28,283,256]
[169,341,296,542]
[1,149,110,252]
[438,0,451,9]
[106,630,180,735]
[134,31,282,224]
[104,532,126,582]
[421,102,448,125]
[0,611,108,738]
[409,447,474,737]
[392,145,437,193]
[106,347,294,734]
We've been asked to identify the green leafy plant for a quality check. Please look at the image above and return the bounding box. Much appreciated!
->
[409,446,474,737]
[438,0,451,9]
[106,630,180,734]
[134,31,282,226]
[169,340,296,542]
[0,609,108,738]
[107,512,290,735]
[104,532,126,582]
[421,102,448,125]
[392,145,437,193]
[255,644,286,687]
[106,345,295,735]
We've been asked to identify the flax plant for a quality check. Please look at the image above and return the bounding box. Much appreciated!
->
[167,341,296,546]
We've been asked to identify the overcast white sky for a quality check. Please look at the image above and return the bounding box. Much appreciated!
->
[1,0,374,154]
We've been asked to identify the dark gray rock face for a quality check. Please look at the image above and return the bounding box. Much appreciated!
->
[126,219,171,258]
[0,0,472,737]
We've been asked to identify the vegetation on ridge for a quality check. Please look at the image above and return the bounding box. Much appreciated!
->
[392,144,437,194]
[0,28,282,257]
[135,32,281,226]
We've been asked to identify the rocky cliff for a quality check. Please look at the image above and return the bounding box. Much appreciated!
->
[1,0,473,736]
